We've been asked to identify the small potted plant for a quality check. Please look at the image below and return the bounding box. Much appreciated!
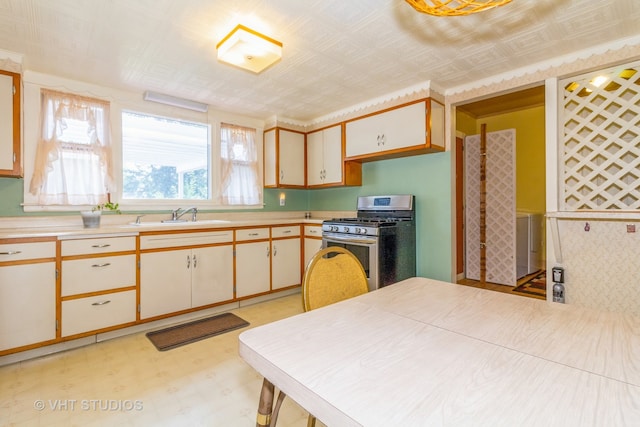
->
[81,202,121,228]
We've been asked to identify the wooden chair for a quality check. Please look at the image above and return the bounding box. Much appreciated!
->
[267,247,369,427]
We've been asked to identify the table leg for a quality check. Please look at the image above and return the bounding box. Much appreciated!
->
[256,378,275,427]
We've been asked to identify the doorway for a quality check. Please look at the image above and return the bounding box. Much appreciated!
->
[455,85,546,292]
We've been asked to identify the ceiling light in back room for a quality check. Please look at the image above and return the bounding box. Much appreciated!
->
[216,24,282,74]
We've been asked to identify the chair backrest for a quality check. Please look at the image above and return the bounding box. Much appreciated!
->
[302,246,369,312]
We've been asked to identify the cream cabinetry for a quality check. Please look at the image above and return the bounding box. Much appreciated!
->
[140,231,234,319]
[60,235,137,337]
[0,238,56,353]
[271,226,301,291]
[264,127,305,187]
[307,125,361,188]
[0,70,21,177]
[303,225,323,272]
[307,125,343,186]
[235,228,271,298]
[235,226,301,297]
[345,99,444,161]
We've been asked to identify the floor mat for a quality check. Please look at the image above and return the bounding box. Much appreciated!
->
[146,312,249,351]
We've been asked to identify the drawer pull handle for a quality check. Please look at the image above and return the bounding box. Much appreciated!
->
[282,230,291,234]
[92,300,111,306]
[0,250,22,255]
[91,263,112,268]
[91,244,111,248]
[249,233,259,236]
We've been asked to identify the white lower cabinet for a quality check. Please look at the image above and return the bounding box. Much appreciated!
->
[0,262,56,351]
[60,236,137,337]
[62,291,136,337]
[191,245,234,307]
[235,226,302,297]
[140,231,234,319]
[235,241,271,298]
[272,237,301,290]
[304,225,323,273]
[140,249,193,319]
[140,246,234,319]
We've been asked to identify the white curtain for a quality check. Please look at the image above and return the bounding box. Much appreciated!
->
[29,89,113,205]
[219,123,262,205]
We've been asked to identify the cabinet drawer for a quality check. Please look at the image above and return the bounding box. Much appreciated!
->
[272,225,300,238]
[62,254,136,296]
[140,231,233,250]
[61,290,136,337]
[304,225,322,237]
[235,228,270,241]
[0,241,56,262]
[61,236,135,256]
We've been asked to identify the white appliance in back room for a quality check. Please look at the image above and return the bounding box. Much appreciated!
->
[516,212,543,279]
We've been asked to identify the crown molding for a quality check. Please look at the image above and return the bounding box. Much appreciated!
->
[446,34,640,104]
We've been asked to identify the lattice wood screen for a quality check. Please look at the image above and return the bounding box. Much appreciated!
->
[561,61,640,210]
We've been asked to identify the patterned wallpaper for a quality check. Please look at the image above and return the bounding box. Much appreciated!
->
[557,219,640,316]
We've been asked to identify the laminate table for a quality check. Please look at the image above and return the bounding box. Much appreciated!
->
[239,277,640,426]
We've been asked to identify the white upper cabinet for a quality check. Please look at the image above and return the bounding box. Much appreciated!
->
[0,70,21,177]
[307,124,343,186]
[264,127,305,187]
[345,99,445,161]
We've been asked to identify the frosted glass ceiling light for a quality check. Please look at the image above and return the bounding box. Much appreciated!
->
[216,24,282,73]
[405,0,512,16]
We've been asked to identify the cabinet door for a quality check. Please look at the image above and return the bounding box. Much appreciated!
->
[264,129,277,187]
[235,241,271,298]
[303,237,323,273]
[272,238,301,290]
[345,113,382,158]
[191,245,234,307]
[322,125,343,184]
[381,101,425,151]
[0,71,20,177]
[140,249,192,319]
[278,129,305,186]
[0,263,56,351]
[306,130,324,186]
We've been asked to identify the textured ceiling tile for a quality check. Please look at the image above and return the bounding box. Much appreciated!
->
[1,0,640,121]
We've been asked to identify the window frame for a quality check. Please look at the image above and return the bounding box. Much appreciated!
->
[22,78,265,212]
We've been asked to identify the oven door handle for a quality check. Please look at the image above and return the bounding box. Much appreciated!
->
[323,234,377,245]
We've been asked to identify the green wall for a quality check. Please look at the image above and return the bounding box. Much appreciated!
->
[310,152,453,281]
[0,153,454,281]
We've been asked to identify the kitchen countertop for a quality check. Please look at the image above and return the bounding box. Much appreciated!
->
[0,211,349,239]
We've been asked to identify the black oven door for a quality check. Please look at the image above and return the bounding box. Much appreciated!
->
[321,233,378,291]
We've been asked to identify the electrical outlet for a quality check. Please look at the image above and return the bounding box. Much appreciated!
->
[627,224,636,233]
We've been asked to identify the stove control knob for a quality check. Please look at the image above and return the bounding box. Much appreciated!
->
[343,226,349,233]
[354,227,361,234]
[360,228,367,235]
[331,226,338,232]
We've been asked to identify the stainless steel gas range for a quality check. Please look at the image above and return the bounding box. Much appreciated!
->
[322,195,416,291]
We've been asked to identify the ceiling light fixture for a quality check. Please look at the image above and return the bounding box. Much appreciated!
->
[143,91,208,112]
[405,0,512,16]
[216,24,282,73]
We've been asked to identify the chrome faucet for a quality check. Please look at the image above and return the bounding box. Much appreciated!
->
[171,207,198,221]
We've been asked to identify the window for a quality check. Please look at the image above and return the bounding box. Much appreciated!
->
[219,123,262,205]
[121,111,210,200]
[29,90,112,205]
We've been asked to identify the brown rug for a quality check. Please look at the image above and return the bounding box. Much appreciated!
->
[146,312,249,351]
[512,270,546,298]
